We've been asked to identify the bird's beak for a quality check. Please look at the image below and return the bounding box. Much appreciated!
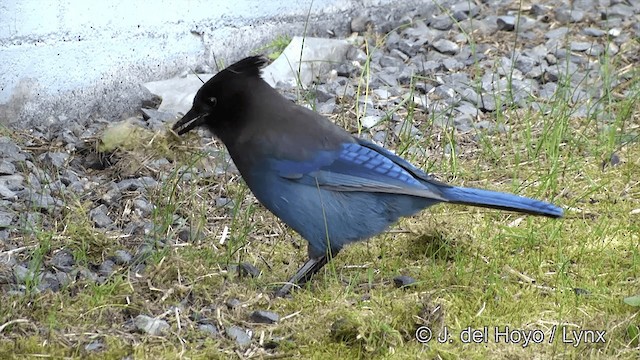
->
[172,108,208,135]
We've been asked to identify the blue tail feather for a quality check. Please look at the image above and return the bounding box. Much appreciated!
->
[438,186,563,218]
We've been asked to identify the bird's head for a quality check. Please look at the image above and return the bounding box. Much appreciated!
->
[172,55,269,136]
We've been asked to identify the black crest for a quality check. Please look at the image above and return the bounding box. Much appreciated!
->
[224,55,269,77]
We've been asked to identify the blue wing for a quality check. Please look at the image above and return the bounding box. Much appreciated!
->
[268,138,563,218]
[270,140,448,201]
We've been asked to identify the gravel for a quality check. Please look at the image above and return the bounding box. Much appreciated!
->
[1,0,638,350]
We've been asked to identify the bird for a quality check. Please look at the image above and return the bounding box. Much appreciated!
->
[172,55,563,297]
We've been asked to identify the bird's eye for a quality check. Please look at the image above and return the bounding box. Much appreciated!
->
[208,97,217,106]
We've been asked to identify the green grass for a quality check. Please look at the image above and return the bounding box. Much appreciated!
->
[2,23,640,360]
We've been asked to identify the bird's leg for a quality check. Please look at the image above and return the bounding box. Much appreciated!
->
[275,256,329,297]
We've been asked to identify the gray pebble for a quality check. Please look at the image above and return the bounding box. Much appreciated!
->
[474,120,495,132]
[396,39,423,57]
[226,298,242,310]
[0,211,13,228]
[14,264,40,284]
[570,42,593,52]
[90,204,113,228]
[393,275,417,288]
[38,152,69,169]
[0,161,15,175]
[454,114,474,133]
[135,315,170,335]
[554,8,584,24]
[98,259,116,276]
[141,108,177,122]
[573,288,591,296]
[0,137,27,162]
[198,323,219,336]
[133,198,154,217]
[84,340,105,352]
[39,271,61,292]
[530,4,549,17]
[450,2,479,18]
[604,4,635,19]
[76,267,100,282]
[546,27,569,39]
[250,310,280,324]
[226,326,252,348]
[26,193,61,214]
[432,39,459,55]
[430,15,453,30]
[360,115,382,129]
[496,16,516,31]
[51,250,75,269]
[239,262,261,278]
[113,250,133,265]
[346,46,368,63]
[583,27,605,37]
[379,55,404,68]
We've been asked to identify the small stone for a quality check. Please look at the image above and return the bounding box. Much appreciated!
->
[198,323,219,336]
[474,120,495,132]
[546,27,569,39]
[84,340,105,352]
[360,115,381,129]
[317,101,336,114]
[583,27,605,37]
[226,326,252,348]
[432,39,459,55]
[90,204,113,228]
[76,267,99,282]
[573,288,591,296]
[454,114,473,133]
[379,55,404,68]
[0,174,25,191]
[39,271,61,292]
[458,88,480,105]
[239,262,261,278]
[393,275,417,288]
[554,8,584,23]
[98,259,116,276]
[396,39,422,57]
[0,137,27,162]
[0,211,13,228]
[133,198,154,217]
[607,28,621,37]
[442,58,464,71]
[430,15,453,30]
[350,14,370,33]
[0,161,15,175]
[51,250,75,269]
[141,108,177,122]
[530,4,549,17]
[27,193,60,213]
[113,250,133,265]
[455,102,479,116]
[604,4,635,19]
[346,46,368,63]
[496,16,516,31]
[451,2,479,17]
[135,315,170,335]
[250,310,280,324]
[0,185,16,200]
[570,42,592,52]
[226,298,242,310]
[38,152,69,169]
[514,55,537,74]
[373,88,391,100]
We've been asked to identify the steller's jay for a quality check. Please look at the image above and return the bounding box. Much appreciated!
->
[172,56,563,297]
